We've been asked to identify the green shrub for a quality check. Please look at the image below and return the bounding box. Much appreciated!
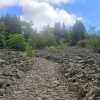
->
[29,32,58,49]
[77,40,88,48]
[25,43,33,57]
[48,43,67,53]
[0,34,6,48]
[78,37,100,50]
[48,46,58,53]
[7,34,26,51]
[87,37,100,49]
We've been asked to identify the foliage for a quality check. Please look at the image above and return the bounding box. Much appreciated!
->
[1,14,100,54]
[0,15,21,38]
[29,28,58,49]
[41,32,57,47]
[7,34,26,51]
[0,15,88,50]
[25,43,33,57]
[70,20,86,45]
[53,23,68,44]
[48,43,67,53]
[77,36,100,49]
[0,34,6,48]
[21,21,36,40]
[77,40,88,48]
[86,37,100,49]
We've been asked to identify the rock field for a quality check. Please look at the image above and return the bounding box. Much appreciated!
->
[0,47,100,100]
[36,47,100,100]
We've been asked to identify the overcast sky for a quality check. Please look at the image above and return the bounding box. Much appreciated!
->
[0,0,100,30]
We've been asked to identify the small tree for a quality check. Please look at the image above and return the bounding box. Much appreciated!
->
[7,34,26,51]
[25,43,33,57]
[87,37,100,48]
[70,20,86,45]
[0,34,6,48]
[77,40,88,48]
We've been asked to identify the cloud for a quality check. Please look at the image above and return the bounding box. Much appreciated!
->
[0,0,82,30]
[0,0,73,8]
[0,0,18,8]
[20,0,82,30]
[34,0,73,5]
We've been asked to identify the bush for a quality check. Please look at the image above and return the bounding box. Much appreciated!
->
[25,43,33,57]
[29,32,57,49]
[0,34,6,48]
[86,37,100,53]
[78,37,100,50]
[7,34,26,51]
[48,43,67,53]
[77,40,88,48]
[87,37,100,49]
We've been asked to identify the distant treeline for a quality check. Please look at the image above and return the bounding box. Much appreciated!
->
[0,15,100,54]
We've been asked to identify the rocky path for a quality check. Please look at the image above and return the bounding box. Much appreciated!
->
[3,57,74,100]
[0,49,78,100]
[13,58,72,100]
[36,47,100,100]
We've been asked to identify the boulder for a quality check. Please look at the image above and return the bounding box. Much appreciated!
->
[84,86,100,100]
[16,70,24,79]
[0,59,6,64]
[0,88,5,96]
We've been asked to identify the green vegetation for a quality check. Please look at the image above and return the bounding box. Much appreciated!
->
[87,37,100,48]
[0,34,6,48]
[77,40,88,48]
[0,15,100,56]
[48,44,67,53]
[25,43,33,57]
[7,34,26,51]
[70,20,86,46]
